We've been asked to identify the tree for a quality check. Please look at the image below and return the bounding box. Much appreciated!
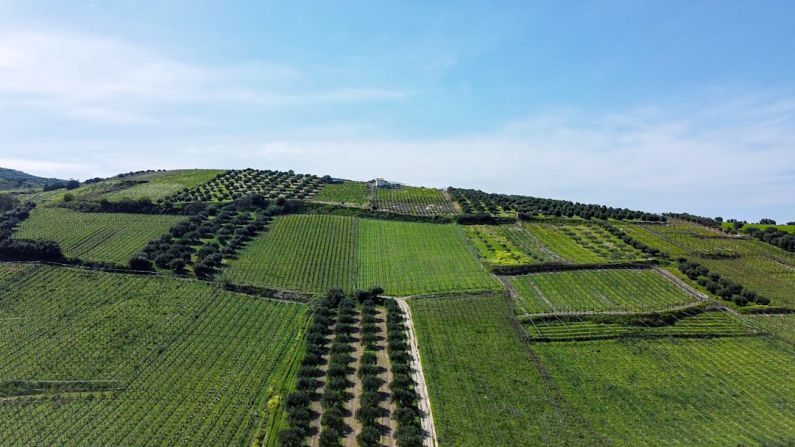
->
[760,218,777,225]
[356,426,381,447]
[129,256,153,271]
[277,428,305,447]
[169,258,186,273]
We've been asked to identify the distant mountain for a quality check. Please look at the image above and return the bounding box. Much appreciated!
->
[0,167,66,190]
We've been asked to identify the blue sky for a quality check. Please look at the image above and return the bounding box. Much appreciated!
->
[0,0,794,222]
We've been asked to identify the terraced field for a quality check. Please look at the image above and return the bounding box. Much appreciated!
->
[310,181,370,205]
[223,214,357,293]
[223,214,498,296]
[525,310,757,341]
[374,186,457,216]
[535,337,795,446]
[409,294,601,446]
[13,207,185,264]
[508,268,699,314]
[0,264,308,446]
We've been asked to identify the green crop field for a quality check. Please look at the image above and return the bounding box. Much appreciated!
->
[355,218,499,295]
[223,214,498,296]
[223,214,357,293]
[0,264,308,446]
[463,224,551,266]
[523,223,646,264]
[722,222,795,233]
[101,169,224,201]
[310,181,370,205]
[535,337,795,446]
[410,294,601,446]
[508,268,700,314]
[14,207,185,264]
[374,186,457,216]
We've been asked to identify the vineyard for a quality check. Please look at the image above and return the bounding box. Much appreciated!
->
[100,169,224,202]
[355,218,499,295]
[224,214,499,296]
[507,268,701,314]
[374,186,457,216]
[167,168,323,203]
[0,264,308,446]
[13,207,185,264]
[463,225,543,267]
[409,294,600,446]
[310,181,370,206]
[223,214,357,293]
[535,337,795,446]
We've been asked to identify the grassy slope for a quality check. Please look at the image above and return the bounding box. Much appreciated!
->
[224,215,498,296]
[524,223,607,263]
[0,264,307,446]
[535,337,795,446]
[409,294,601,446]
[508,269,699,314]
[14,207,185,264]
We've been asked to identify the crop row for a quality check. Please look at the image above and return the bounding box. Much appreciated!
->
[508,268,699,314]
[0,264,308,446]
[374,186,457,216]
[168,169,322,203]
[13,207,184,265]
[525,310,757,341]
[310,181,370,206]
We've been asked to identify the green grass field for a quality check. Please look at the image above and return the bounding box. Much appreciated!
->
[463,225,540,266]
[722,222,795,233]
[14,207,185,264]
[409,294,601,446]
[223,214,357,293]
[374,186,457,216]
[223,215,498,295]
[310,181,370,205]
[535,337,795,446]
[101,170,224,201]
[0,264,308,446]
[508,268,698,314]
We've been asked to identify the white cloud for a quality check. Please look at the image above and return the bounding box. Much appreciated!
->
[0,29,409,124]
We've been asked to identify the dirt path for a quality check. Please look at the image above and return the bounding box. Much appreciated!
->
[342,316,364,447]
[395,299,438,447]
[376,307,397,447]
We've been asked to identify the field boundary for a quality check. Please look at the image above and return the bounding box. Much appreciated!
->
[491,260,658,275]
[395,298,438,447]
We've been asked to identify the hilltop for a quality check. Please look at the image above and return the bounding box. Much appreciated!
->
[0,167,66,191]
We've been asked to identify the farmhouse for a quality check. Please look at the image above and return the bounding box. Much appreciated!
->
[371,177,402,188]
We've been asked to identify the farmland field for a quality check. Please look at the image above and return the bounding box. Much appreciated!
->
[463,224,556,266]
[310,181,370,205]
[355,219,499,295]
[13,207,185,264]
[101,169,224,201]
[523,223,646,264]
[374,186,457,216]
[224,214,498,295]
[620,222,795,308]
[507,268,700,314]
[168,168,321,202]
[223,214,357,293]
[0,264,308,446]
[409,294,601,446]
[535,337,795,446]
[525,309,757,341]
